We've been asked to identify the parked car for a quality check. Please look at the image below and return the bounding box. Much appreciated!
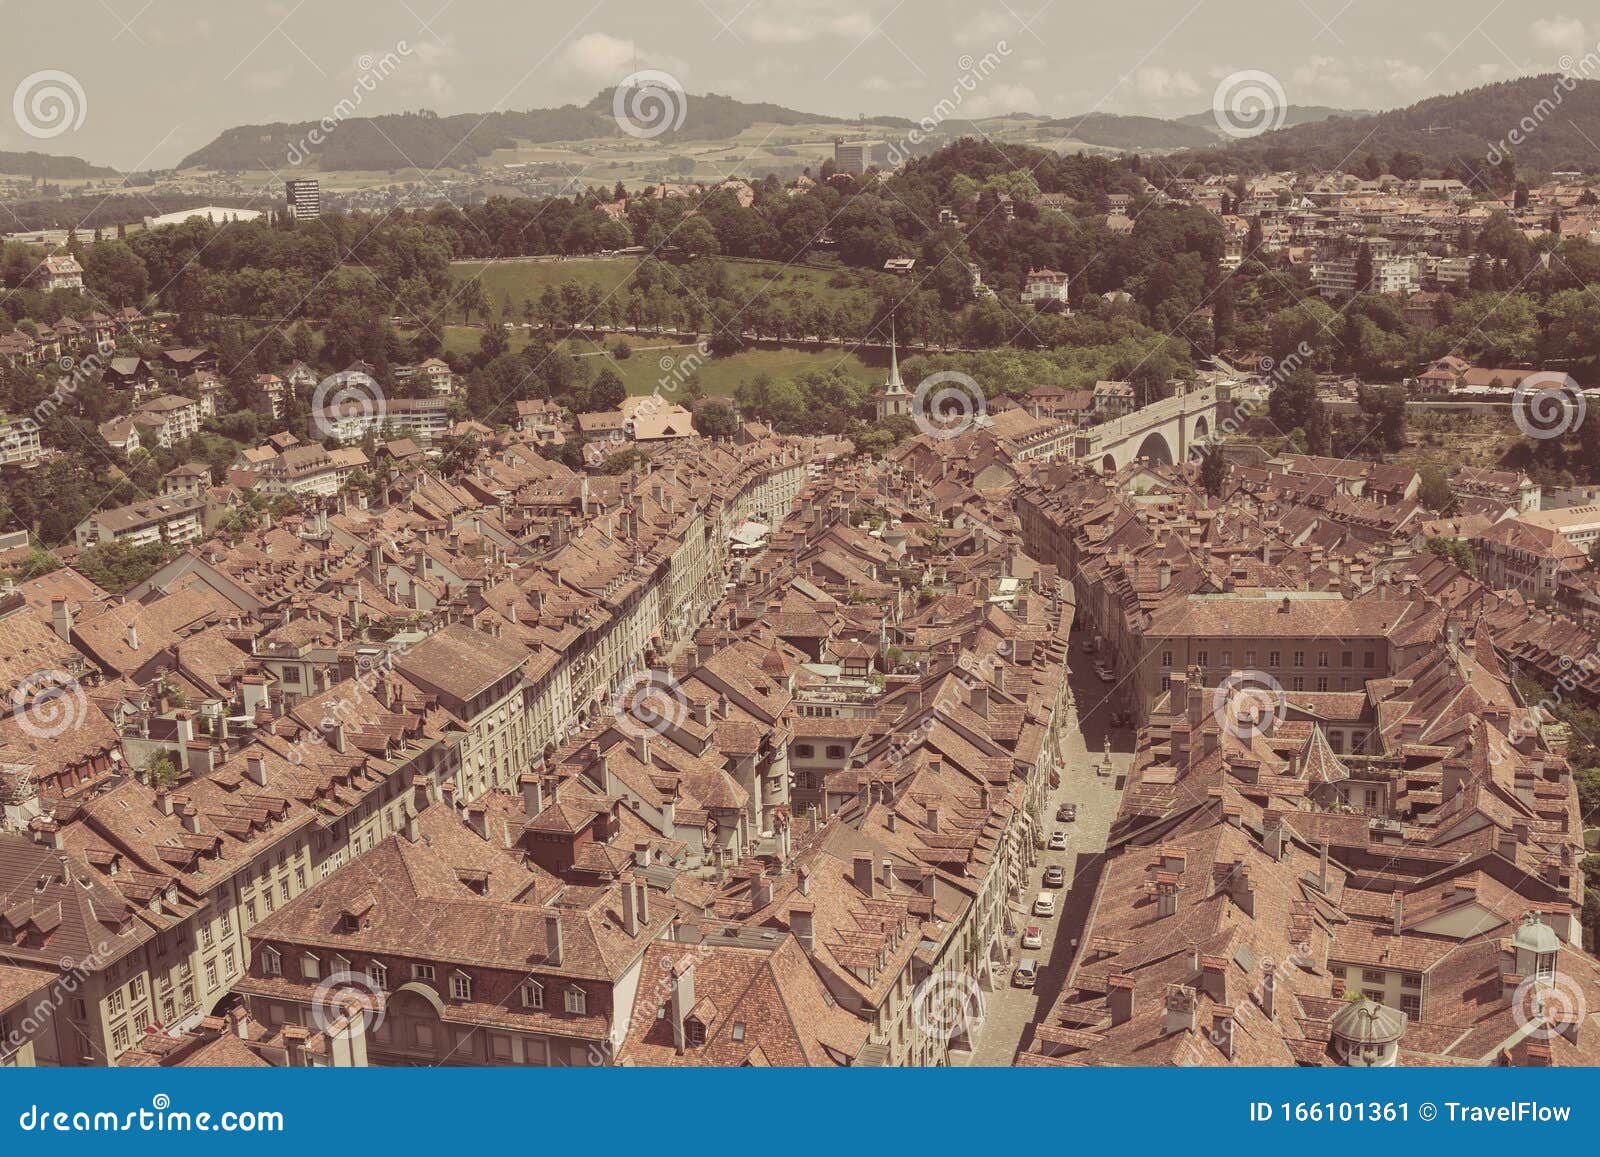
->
[1044,865,1066,888]
[1048,830,1069,851]
[1056,803,1077,823]
[1078,637,1096,653]
[1033,892,1056,917]
[1013,958,1039,988]
[1021,924,1043,950]
[1094,664,1116,683]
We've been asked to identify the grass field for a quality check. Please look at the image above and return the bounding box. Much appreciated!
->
[449,256,870,321]
[434,325,881,399]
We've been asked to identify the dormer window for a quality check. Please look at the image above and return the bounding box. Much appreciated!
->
[521,981,544,1010]
[300,952,321,980]
[450,972,472,1001]
[686,1018,706,1047]
[564,986,587,1014]
[366,961,387,990]
[261,946,281,976]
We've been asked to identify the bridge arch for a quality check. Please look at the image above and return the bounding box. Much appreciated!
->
[1134,431,1174,466]
[1192,414,1209,444]
[1100,453,1118,473]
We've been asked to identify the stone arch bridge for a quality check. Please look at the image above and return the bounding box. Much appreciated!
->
[1071,383,1232,473]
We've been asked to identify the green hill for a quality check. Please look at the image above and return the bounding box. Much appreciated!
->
[0,150,119,178]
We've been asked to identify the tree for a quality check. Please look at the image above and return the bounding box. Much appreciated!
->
[1199,443,1226,496]
[695,397,739,437]
[1425,536,1476,575]
[589,368,627,412]
[1417,468,1454,513]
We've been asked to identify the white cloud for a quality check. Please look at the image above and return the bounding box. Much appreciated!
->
[1132,67,1200,102]
[560,32,639,80]
[747,19,816,44]
[962,83,1040,118]
[1531,16,1589,51]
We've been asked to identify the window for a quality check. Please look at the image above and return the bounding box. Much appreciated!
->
[224,947,236,974]
[825,745,845,759]
[450,974,472,1001]
[244,899,257,924]
[262,890,274,914]
[1401,973,1421,989]
[1292,677,1304,692]
[279,880,290,904]
[201,924,214,949]
[1364,990,1382,1003]
[1362,969,1386,984]
[411,964,435,981]
[1340,651,1352,668]
[205,961,218,990]
[565,987,587,1014]
[522,981,545,1010]
[1244,651,1255,667]
[1292,651,1304,667]
[1400,994,1420,1017]
[1329,965,1346,978]
[686,1019,706,1046]
[108,990,124,1016]
[300,954,321,980]
[295,867,306,890]
[1363,651,1375,668]
[161,996,175,1023]
[1268,650,1280,666]
[1317,651,1329,668]
[1161,650,1173,667]
[1196,650,1208,667]
[130,975,145,1000]
[795,744,814,759]
[134,1009,149,1032]
[262,948,282,977]
[1316,676,1328,692]
[367,961,387,989]
[112,1025,130,1053]
[1221,650,1232,668]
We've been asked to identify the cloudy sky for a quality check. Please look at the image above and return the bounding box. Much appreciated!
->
[2,0,1597,169]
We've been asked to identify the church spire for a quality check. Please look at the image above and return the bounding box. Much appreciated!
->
[884,316,904,393]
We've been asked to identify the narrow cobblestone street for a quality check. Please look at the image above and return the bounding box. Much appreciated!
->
[969,641,1136,1065]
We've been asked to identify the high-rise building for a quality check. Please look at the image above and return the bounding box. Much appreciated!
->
[285,178,321,222]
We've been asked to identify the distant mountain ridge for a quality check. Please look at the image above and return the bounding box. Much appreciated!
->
[0,150,119,178]
[1184,77,1600,174]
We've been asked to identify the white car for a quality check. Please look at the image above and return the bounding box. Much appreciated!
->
[1033,892,1056,917]
[1021,924,1043,950]
[1013,959,1039,988]
[1048,830,1069,851]
[1094,664,1116,683]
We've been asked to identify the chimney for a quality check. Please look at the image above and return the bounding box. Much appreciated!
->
[622,880,639,936]
[1230,865,1254,917]
[669,958,696,1054]
[1260,961,1277,1020]
[545,915,564,966]
[245,754,266,787]
[853,854,876,899]
[1199,955,1227,1003]
[186,741,215,777]
[881,858,896,892]
[328,722,346,754]
[126,622,139,650]
[1108,974,1135,1025]
[1263,812,1285,860]
[925,802,940,832]
[1157,561,1171,590]
[1392,890,1404,935]
[1163,984,1197,1035]
[971,684,989,717]
[791,901,815,952]
[635,879,649,926]
[181,805,202,835]
[519,773,544,817]
[50,597,72,642]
